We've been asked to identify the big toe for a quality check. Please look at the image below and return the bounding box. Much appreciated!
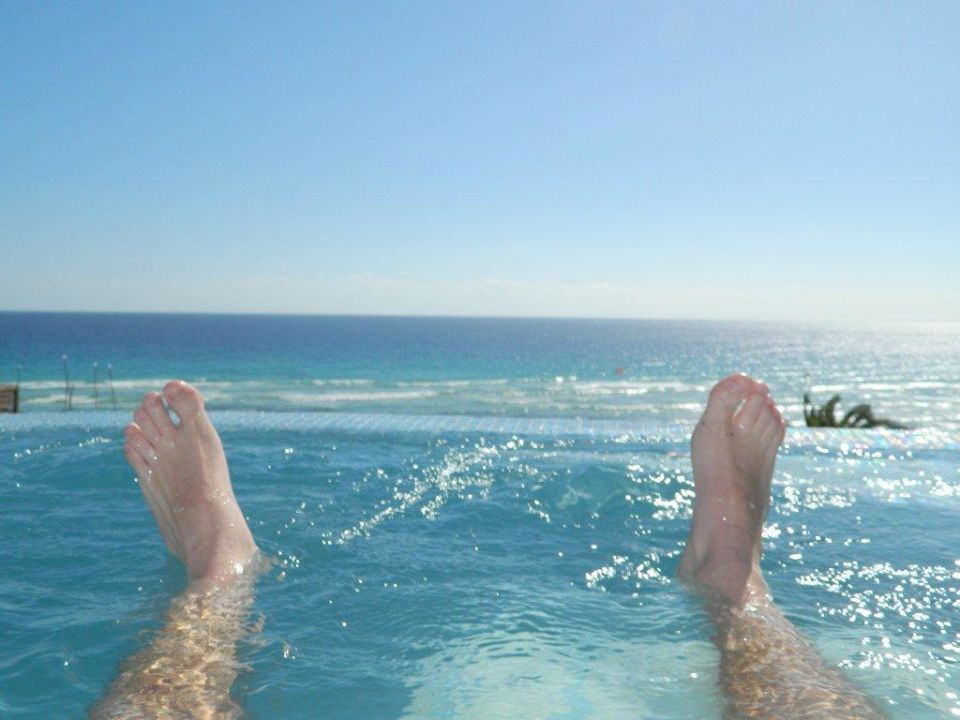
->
[702,374,756,421]
[162,380,206,421]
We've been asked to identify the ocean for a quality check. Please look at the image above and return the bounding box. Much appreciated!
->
[1,312,958,718]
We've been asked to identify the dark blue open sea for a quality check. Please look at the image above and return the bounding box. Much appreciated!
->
[1,313,958,718]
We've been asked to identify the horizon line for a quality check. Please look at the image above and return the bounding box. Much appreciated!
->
[1,309,958,327]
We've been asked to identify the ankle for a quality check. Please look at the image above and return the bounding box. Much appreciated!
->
[682,543,763,605]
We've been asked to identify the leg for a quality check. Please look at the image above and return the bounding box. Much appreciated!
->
[679,374,884,719]
[92,381,262,719]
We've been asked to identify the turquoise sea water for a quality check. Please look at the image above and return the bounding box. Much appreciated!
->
[1,313,958,718]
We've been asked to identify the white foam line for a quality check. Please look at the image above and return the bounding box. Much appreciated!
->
[276,390,439,403]
[310,379,375,387]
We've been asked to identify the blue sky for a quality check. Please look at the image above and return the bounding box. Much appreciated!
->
[1,2,957,320]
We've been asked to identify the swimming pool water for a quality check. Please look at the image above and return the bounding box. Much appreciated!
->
[0,315,958,718]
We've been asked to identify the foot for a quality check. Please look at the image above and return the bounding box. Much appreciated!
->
[678,374,786,607]
[123,381,257,581]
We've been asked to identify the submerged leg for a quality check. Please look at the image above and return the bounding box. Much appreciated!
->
[679,374,884,719]
[92,381,262,719]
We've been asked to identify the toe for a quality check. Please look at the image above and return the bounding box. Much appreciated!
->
[759,409,782,446]
[757,395,785,446]
[734,391,767,430]
[162,380,205,422]
[143,392,177,441]
[124,423,158,464]
[762,418,783,464]
[123,443,151,480]
[133,406,162,445]
[705,374,755,415]
[764,394,785,426]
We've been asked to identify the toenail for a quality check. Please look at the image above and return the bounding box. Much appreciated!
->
[163,382,183,398]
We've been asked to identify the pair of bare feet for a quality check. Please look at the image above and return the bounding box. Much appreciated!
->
[122,374,784,608]
[118,377,892,719]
